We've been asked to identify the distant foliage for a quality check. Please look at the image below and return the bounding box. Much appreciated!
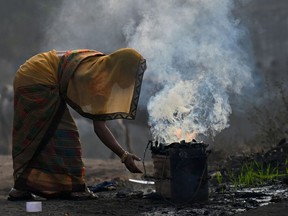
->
[249,79,288,147]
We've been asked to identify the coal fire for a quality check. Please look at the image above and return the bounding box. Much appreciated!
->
[149,139,210,203]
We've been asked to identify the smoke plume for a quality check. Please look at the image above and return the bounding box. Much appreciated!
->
[127,0,253,142]
[43,0,254,143]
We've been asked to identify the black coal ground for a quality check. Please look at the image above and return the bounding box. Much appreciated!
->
[76,139,288,216]
[116,139,288,215]
[1,140,287,216]
[3,180,286,216]
[90,177,287,216]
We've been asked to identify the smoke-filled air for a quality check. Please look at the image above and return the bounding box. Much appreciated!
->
[43,0,254,143]
[127,0,254,143]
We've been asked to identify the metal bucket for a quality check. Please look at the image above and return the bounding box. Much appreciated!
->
[151,140,209,203]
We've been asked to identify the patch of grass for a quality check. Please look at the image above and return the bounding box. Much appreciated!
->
[226,160,287,190]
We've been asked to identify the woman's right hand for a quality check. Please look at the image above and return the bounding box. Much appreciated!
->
[123,153,143,173]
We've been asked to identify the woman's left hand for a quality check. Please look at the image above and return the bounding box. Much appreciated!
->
[124,154,143,173]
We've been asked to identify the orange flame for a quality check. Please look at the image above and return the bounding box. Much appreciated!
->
[174,129,197,141]
[186,131,197,141]
[175,128,182,139]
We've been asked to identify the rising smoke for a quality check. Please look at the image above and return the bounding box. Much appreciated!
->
[43,0,254,143]
[127,0,254,142]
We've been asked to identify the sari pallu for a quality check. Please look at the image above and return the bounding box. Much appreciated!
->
[60,48,146,120]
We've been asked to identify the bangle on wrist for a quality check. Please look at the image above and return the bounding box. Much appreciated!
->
[121,151,129,163]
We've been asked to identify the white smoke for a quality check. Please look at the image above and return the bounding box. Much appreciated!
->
[126,0,254,142]
[43,0,254,143]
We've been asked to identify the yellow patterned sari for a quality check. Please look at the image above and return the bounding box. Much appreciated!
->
[12,48,146,198]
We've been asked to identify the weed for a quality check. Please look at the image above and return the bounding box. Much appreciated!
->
[215,171,223,185]
[227,171,239,191]
[226,160,287,190]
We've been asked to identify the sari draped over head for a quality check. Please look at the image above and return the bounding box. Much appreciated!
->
[60,48,146,120]
[12,48,146,198]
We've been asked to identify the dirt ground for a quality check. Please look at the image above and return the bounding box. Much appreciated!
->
[0,155,287,216]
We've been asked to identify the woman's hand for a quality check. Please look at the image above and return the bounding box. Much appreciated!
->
[123,153,143,173]
[93,120,142,173]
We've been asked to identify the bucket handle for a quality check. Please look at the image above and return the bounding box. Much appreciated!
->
[142,140,153,178]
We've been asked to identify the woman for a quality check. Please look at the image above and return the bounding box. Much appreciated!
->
[8,48,146,200]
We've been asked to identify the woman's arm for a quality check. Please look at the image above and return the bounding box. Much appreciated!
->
[93,120,142,173]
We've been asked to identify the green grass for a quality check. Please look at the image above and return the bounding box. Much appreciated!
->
[226,160,287,190]
[215,171,223,185]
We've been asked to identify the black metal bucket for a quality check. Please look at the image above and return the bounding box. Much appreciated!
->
[150,140,209,203]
